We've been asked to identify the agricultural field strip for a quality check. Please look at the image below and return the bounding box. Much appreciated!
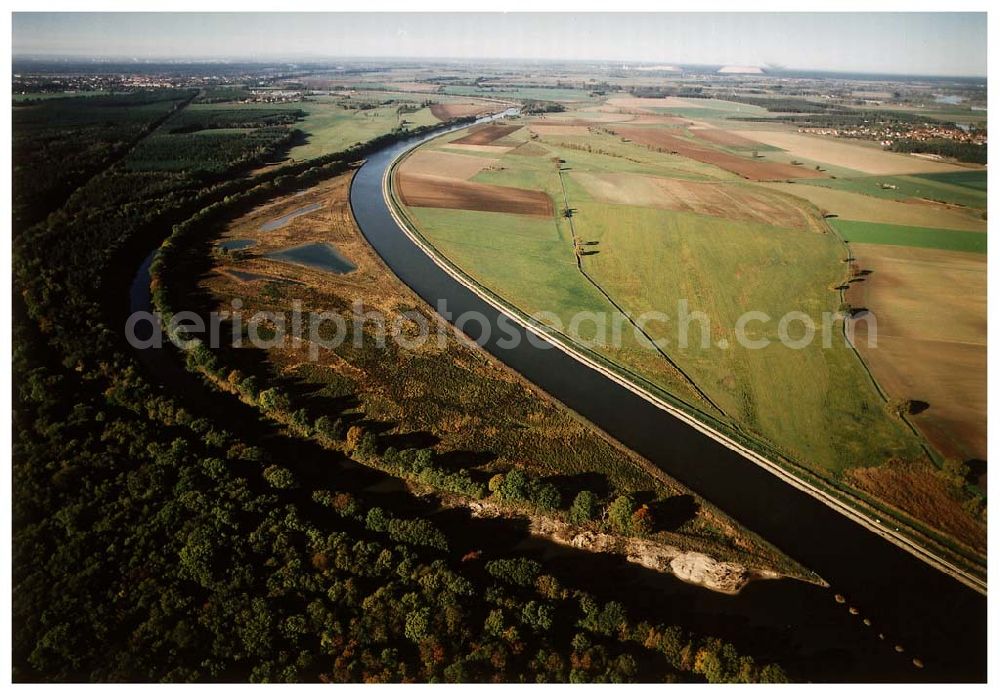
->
[382,132,987,595]
[553,164,727,416]
[730,129,972,175]
[758,182,986,232]
[420,115,944,484]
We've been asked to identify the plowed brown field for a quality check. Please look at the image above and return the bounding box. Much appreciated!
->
[614,127,828,181]
[846,244,986,463]
[397,173,554,217]
[451,124,521,145]
[430,103,494,120]
[690,128,762,149]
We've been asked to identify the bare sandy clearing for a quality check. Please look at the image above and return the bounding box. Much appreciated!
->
[760,182,987,232]
[732,130,972,175]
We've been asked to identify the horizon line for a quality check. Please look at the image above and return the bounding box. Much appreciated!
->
[10,54,988,80]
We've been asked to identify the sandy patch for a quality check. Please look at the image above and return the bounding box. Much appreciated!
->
[731,130,972,175]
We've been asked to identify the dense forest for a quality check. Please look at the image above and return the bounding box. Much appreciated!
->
[890,138,987,164]
[11,89,197,231]
[12,88,787,682]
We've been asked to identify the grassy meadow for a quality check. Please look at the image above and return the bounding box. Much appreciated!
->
[796,172,987,210]
[831,219,987,254]
[399,115,929,475]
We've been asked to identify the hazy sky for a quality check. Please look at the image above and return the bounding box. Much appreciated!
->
[12,12,988,77]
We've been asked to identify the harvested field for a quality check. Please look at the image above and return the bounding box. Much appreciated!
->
[527,123,593,136]
[547,110,642,123]
[430,102,494,120]
[512,142,550,157]
[451,124,521,145]
[400,149,498,180]
[731,129,972,175]
[846,243,986,462]
[761,182,987,232]
[847,461,985,552]
[443,143,515,155]
[690,128,764,149]
[607,96,704,111]
[614,127,828,181]
[390,81,439,93]
[397,173,554,217]
[571,171,815,230]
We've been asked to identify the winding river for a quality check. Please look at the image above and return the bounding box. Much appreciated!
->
[347,120,987,681]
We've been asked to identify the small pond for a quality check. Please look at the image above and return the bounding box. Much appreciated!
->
[218,238,256,251]
[266,242,356,274]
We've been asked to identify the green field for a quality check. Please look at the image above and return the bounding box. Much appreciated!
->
[13,90,110,101]
[569,201,925,473]
[293,100,439,160]
[399,118,928,476]
[830,219,987,253]
[911,169,988,191]
[187,96,442,160]
[796,172,987,210]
